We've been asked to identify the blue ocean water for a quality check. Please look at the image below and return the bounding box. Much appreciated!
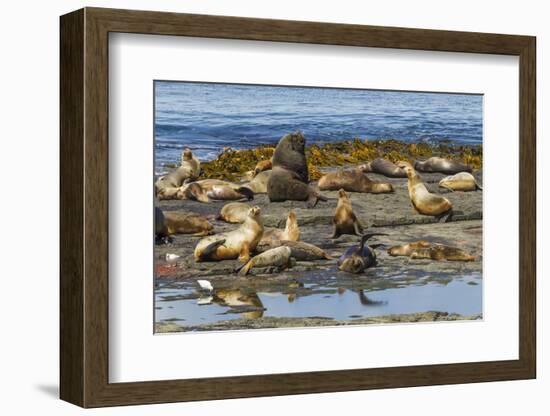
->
[154,81,482,173]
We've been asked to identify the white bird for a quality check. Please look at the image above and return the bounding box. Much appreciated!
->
[165,253,180,261]
[197,279,214,293]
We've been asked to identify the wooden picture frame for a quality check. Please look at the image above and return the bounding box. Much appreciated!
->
[60,7,536,408]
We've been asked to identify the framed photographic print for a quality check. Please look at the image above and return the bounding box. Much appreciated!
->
[60,7,536,408]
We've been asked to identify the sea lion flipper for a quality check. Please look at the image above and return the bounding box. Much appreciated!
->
[238,242,251,264]
[236,260,253,276]
[198,239,226,261]
[236,186,255,201]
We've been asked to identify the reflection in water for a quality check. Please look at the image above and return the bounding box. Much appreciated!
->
[155,272,482,327]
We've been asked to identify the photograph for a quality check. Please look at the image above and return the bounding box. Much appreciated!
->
[153,81,483,333]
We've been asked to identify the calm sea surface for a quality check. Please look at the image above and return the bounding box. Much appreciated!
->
[154,81,482,173]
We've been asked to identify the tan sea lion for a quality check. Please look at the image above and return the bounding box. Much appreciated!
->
[360,158,407,178]
[194,179,254,201]
[173,182,210,202]
[255,240,332,261]
[155,148,200,193]
[237,246,293,275]
[387,240,431,257]
[439,172,482,192]
[163,211,213,236]
[332,189,364,238]
[194,206,264,263]
[318,168,393,193]
[397,161,453,221]
[261,211,300,242]
[253,159,272,177]
[415,157,472,174]
[410,245,476,262]
[157,186,182,201]
[267,132,328,208]
[244,170,271,194]
[217,202,251,223]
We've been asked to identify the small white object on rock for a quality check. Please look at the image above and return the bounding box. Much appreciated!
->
[197,279,214,293]
[165,253,180,261]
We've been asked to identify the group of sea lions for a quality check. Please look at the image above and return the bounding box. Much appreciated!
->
[155,131,480,276]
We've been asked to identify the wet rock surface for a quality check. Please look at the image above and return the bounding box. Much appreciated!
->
[155,168,483,331]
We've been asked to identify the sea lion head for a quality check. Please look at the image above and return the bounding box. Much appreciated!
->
[337,188,350,200]
[396,161,415,177]
[358,163,371,173]
[177,182,210,202]
[181,148,193,161]
[248,206,261,219]
[157,186,180,200]
[339,255,365,274]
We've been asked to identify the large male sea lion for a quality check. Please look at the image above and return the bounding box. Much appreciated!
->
[397,161,453,221]
[163,211,213,236]
[267,132,327,208]
[261,211,300,242]
[194,206,264,263]
[237,246,293,275]
[217,202,251,223]
[360,158,407,178]
[439,172,482,192]
[414,157,472,174]
[338,233,386,274]
[155,148,200,193]
[331,189,364,238]
[318,168,393,193]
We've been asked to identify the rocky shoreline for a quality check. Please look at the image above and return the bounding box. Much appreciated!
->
[155,153,483,332]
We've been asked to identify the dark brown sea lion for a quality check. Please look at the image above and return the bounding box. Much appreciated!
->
[194,206,264,263]
[360,158,407,178]
[163,211,214,236]
[155,148,200,193]
[318,168,394,193]
[332,189,364,238]
[267,132,327,208]
[338,233,386,274]
[397,161,453,221]
[414,157,472,174]
[155,207,169,239]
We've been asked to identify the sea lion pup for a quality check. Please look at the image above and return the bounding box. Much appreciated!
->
[155,148,200,193]
[360,158,407,178]
[318,168,394,193]
[338,233,387,274]
[255,240,332,261]
[387,240,431,257]
[414,157,472,174]
[439,172,483,192]
[194,206,264,263]
[397,161,453,221]
[217,202,251,223]
[244,170,271,194]
[267,131,328,208]
[163,211,214,236]
[410,245,476,262]
[172,182,211,202]
[331,189,364,238]
[261,211,300,243]
[253,159,272,177]
[194,179,254,201]
[237,246,293,276]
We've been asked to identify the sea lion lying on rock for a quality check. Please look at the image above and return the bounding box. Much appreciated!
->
[338,233,386,274]
[415,157,472,174]
[360,158,407,178]
[318,168,393,193]
[332,189,364,238]
[397,161,453,221]
[255,240,332,261]
[439,172,482,192]
[194,206,263,263]
[194,179,254,201]
[162,211,213,236]
[387,241,475,262]
[267,132,327,208]
[244,170,271,194]
[261,211,300,243]
[170,182,210,202]
[217,202,251,223]
[237,246,293,276]
[155,148,200,194]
